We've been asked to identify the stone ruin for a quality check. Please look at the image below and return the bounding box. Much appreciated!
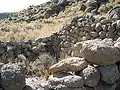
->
[2,11,120,90]
[42,14,120,90]
[46,38,120,90]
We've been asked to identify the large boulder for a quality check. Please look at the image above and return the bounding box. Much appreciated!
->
[48,72,85,90]
[80,65,100,87]
[107,5,120,20]
[97,65,119,84]
[49,57,88,73]
[73,39,120,66]
[1,63,26,90]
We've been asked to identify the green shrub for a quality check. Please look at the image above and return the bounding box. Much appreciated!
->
[98,3,115,13]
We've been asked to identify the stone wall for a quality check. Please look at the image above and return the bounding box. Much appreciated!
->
[47,38,120,90]
[2,14,120,63]
[0,33,60,63]
[58,14,120,59]
[2,14,120,62]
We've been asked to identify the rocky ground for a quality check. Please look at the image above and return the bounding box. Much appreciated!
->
[1,0,120,90]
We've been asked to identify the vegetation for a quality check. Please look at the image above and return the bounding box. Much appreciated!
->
[98,2,115,13]
[0,17,70,42]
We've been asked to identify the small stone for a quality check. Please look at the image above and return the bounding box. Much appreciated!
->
[63,41,71,48]
[106,32,114,38]
[79,31,85,37]
[116,37,120,42]
[116,20,120,29]
[108,26,115,32]
[86,33,91,40]
[101,19,113,24]
[84,24,91,31]
[91,23,96,31]
[99,31,106,39]
[114,42,120,49]
[102,25,107,31]
[82,36,87,41]
[90,31,98,38]
[95,23,102,32]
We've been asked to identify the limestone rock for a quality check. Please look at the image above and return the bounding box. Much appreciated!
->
[85,0,98,12]
[114,42,120,49]
[1,63,25,90]
[49,57,88,73]
[94,81,117,90]
[95,23,102,32]
[100,19,113,24]
[80,65,100,87]
[44,9,53,18]
[48,73,84,89]
[107,5,120,20]
[99,31,106,39]
[77,39,120,65]
[97,65,119,84]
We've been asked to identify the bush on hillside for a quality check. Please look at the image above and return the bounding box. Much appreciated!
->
[98,3,115,13]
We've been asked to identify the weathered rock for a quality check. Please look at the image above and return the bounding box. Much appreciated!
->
[99,31,106,39]
[95,23,102,32]
[26,77,47,90]
[108,26,115,32]
[48,73,84,88]
[22,85,33,90]
[116,20,120,29]
[114,42,120,49]
[58,0,68,6]
[102,25,107,31]
[80,65,100,87]
[49,84,86,90]
[85,0,98,12]
[90,31,98,38]
[1,63,25,90]
[97,65,119,84]
[114,37,120,49]
[100,19,113,24]
[0,63,4,68]
[106,32,114,38]
[116,37,120,42]
[107,5,120,20]
[75,39,120,65]
[85,86,94,90]
[44,8,53,18]
[49,57,88,73]
[94,81,117,90]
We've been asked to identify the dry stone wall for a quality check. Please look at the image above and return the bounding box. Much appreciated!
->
[58,14,120,59]
[46,38,120,90]
[1,14,120,63]
[0,33,60,63]
[2,14,120,62]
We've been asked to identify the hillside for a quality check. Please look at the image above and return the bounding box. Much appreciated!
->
[1,0,120,90]
[0,0,116,42]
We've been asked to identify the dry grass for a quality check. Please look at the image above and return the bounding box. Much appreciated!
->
[57,3,85,18]
[0,17,70,42]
